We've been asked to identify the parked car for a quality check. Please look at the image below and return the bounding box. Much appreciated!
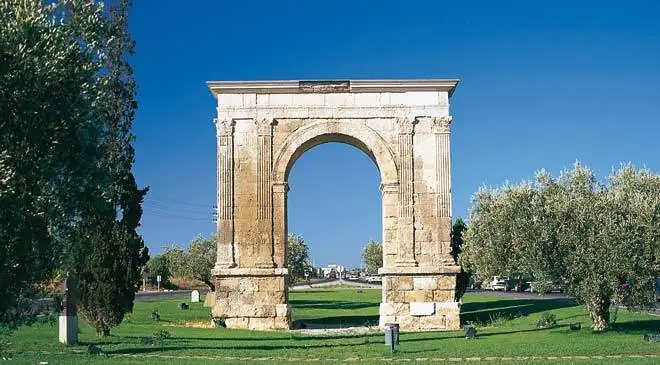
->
[509,275,532,292]
[365,276,381,283]
[490,276,508,291]
[347,274,360,280]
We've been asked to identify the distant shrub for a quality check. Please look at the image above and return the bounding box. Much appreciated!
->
[152,329,171,344]
[212,315,227,328]
[537,312,557,328]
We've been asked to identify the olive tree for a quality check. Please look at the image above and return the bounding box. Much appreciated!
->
[164,235,216,290]
[462,163,659,331]
[361,240,383,275]
[287,234,311,280]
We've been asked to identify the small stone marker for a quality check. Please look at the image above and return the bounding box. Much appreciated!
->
[59,277,78,345]
[203,291,215,307]
[191,290,200,303]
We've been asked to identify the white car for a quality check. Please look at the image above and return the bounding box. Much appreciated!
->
[365,276,381,283]
[490,276,508,291]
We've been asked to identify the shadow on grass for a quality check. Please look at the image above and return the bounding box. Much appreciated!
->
[292,315,380,329]
[289,300,377,310]
[103,340,376,355]
[613,319,660,333]
[461,298,578,325]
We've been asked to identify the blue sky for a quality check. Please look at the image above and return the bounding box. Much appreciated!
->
[129,1,660,268]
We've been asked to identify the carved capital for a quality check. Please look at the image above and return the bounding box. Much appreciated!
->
[433,116,453,134]
[255,118,274,136]
[214,118,234,136]
[396,117,417,135]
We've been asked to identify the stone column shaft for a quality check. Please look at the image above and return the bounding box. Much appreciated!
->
[255,118,275,268]
[215,119,236,268]
[272,181,289,268]
[396,117,418,267]
[433,116,454,262]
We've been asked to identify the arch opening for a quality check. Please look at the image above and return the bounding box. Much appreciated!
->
[286,141,383,329]
[272,120,399,185]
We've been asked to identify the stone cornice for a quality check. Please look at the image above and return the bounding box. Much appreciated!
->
[208,79,460,97]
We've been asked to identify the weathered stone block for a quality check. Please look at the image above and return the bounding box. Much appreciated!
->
[239,279,258,292]
[410,302,435,316]
[272,316,291,330]
[224,317,249,329]
[433,290,454,302]
[385,289,406,302]
[258,278,284,292]
[248,317,275,330]
[418,315,446,329]
[388,276,413,291]
[445,314,460,329]
[275,304,290,317]
[437,275,456,290]
[413,277,437,290]
[405,290,433,302]
[380,302,409,316]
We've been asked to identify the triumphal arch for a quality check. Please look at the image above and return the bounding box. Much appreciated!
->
[208,79,461,331]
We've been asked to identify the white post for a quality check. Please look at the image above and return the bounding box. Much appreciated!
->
[59,277,78,345]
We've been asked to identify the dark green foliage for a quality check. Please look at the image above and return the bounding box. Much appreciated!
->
[152,329,170,344]
[0,0,103,325]
[0,0,147,334]
[66,0,148,336]
[163,235,216,290]
[146,254,172,285]
[451,218,467,264]
[452,218,470,301]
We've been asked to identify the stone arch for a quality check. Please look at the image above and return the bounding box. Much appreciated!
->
[208,79,461,332]
[272,120,398,185]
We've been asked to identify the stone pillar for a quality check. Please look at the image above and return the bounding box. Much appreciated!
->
[272,181,289,268]
[214,119,236,269]
[379,267,461,331]
[59,277,78,345]
[395,117,418,267]
[212,268,290,330]
[380,181,400,269]
[433,116,455,264]
[255,118,275,268]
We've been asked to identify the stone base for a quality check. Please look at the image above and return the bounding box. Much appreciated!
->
[212,268,291,330]
[379,270,460,331]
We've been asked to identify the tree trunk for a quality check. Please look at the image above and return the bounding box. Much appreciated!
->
[587,296,611,331]
[202,278,215,292]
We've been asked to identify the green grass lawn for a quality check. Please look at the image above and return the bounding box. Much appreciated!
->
[5,289,659,364]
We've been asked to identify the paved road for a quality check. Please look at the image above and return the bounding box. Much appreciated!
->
[136,290,199,301]
[135,285,659,315]
[290,279,381,290]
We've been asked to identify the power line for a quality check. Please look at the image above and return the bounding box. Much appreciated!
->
[146,195,215,208]
[143,202,214,215]
[142,212,215,222]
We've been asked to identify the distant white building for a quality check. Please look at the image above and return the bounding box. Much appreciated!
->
[321,264,345,278]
